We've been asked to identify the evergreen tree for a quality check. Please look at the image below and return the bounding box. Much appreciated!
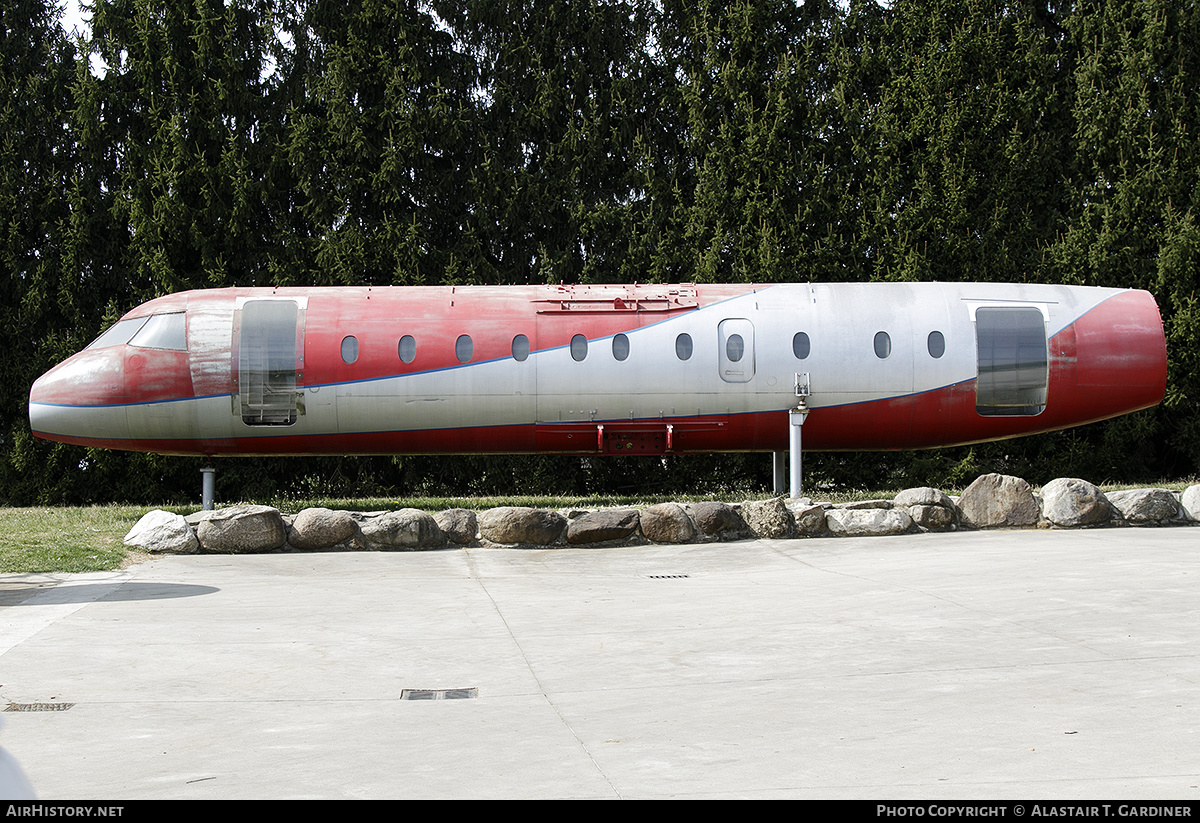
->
[285,0,474,285]
[434,0,654,284]
[80,0,279,297]
[1050,0,1200,474]
[648,0,845,284]
[860,0,1073,283]
[0,0,82,502]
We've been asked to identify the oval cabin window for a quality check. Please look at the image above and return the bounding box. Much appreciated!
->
[874,331,891,359]
[927,330,945,359]
[612,333,630,361]
[512,334,530,362]
[793,332,810,360]
[398,335,416,363]
[675,333,693,361]
[570,334,588,362]
[455,335,473,363]
[726,334,745,363]
[341,335,359,364]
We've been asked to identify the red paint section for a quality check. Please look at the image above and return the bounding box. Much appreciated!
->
[30,347,193,406]
[123,349,194,403]
[301,284,752,386]
[29,348,126,406]
[1073,289,1167,390]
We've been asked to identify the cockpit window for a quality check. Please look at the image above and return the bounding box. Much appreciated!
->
[129,313,187,351]
[85,317,148,350]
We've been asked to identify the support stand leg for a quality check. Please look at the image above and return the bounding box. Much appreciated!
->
[787,384,810,499]
[201,465,216,511]
[788,412,803,499]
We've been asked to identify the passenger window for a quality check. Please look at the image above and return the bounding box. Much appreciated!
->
[726,334,745,362]
[570,334,588,362]
[341,336,358,364]
[675,333,693,361]
[456,335,473,363]
[927,331,945,359]
[792,332,810,360]
[975,308,1047,416]
[398,335,416,363]
[874,331,891,359]
[612,333,630,361]
[512,334,530,362]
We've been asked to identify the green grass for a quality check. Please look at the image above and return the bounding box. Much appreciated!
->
[0,505,164,574]
[1,479,1194,574]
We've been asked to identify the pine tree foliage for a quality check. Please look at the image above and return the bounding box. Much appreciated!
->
[864,0,1073,283]
[3,0,1200,502]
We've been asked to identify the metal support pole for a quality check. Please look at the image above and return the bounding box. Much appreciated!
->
[788,404,808,498]
[789,373,811,499]
[773,451,786,494]
[201,464,216,511]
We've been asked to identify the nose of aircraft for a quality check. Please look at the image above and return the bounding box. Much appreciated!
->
[28,347,130,446]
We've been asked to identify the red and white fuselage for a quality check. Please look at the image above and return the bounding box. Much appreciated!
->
[28,282,1167,457]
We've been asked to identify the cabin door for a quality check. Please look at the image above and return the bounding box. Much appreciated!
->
[234,299,305,426]
[974,306,1048,416]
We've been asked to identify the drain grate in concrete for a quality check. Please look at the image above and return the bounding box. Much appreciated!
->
[5,702,74,712]
[401,688,477,700]
[647,574,690,579]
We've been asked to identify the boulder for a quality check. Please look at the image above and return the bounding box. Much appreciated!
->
[893,487,957,530]
[1181,485,1200,522]
[639,503,694,544]
[786,498,827,536]
[740,497,793,538]
[288,507,360,550]
[688,502,745,538]
[825,507,914,537]
[907,504,956,530]
[566,509,640,545]
[957,473,1040,529]
[195,505,287,553]
[124,510,199,554]
[434,508,478,544]
[1106,489,1180,524]
[478,507,566,545]
[359,509,445,549]
[894,486,954,509]
[1040,478,1112,528]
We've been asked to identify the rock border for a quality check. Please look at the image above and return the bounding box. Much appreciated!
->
[124,473,1200,555]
